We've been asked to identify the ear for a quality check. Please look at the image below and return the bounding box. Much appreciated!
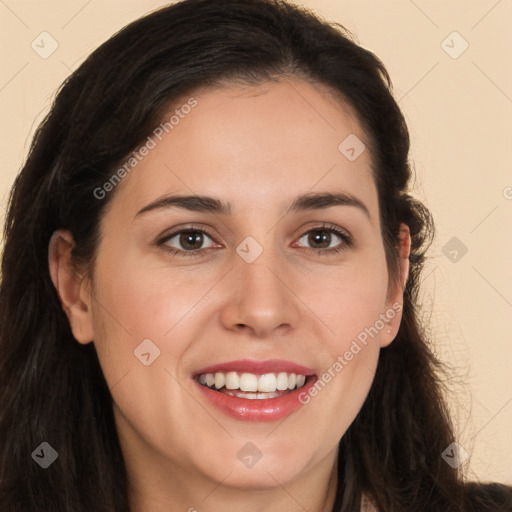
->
[48,230,94,344]
[379,223,411,348]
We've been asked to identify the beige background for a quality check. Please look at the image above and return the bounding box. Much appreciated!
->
[1,0,510,484]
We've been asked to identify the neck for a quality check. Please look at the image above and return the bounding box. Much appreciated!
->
[120,428,339,512]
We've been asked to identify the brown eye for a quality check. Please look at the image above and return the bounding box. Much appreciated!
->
[296,227,350,253]
[161,229,217,255]
[178,231,206,250]
[304,229,335,249]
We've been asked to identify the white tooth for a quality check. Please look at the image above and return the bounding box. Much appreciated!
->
[225,390,281,399]
[276,372,289,391]
[214,372,225,389]
[201,370,307,391]
[240,373,258,392]
[258,373,277,392]
[225,371,240,390]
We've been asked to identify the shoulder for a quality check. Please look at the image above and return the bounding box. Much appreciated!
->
[360,493,377,512]
[463,482,512,511]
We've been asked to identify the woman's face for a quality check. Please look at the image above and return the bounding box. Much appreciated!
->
[56,79,407,495]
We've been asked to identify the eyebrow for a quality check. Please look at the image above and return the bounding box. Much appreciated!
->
[135,191,371,219]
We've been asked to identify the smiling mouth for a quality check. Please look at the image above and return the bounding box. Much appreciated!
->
[196,371,310,399]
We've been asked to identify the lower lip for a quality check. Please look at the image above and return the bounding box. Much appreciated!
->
[193,376,318,422]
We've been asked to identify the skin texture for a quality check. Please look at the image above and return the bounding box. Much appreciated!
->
[49,78,410,512]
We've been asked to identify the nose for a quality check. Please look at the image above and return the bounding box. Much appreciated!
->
[219,243,301,339]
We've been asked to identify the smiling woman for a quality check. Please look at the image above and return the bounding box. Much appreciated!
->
[0,1,510,511]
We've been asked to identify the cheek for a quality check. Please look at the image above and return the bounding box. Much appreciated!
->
[92,257,211,340]
[88,261,191,386]
[299,256,389,347]
[88,261,207,447]
[88,249,231,407]
[91,236,390,376]
[296,255,388,419]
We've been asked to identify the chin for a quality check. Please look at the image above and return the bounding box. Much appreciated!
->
[197,447,312,489]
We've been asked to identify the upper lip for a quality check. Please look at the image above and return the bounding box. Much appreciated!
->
[193,359,316,377]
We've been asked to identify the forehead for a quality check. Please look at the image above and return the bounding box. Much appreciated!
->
[109,78,378,219]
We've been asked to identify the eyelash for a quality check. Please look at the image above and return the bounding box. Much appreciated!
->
[156,223,353,258]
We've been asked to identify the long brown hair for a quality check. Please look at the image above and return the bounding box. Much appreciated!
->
[0,1,510,510]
